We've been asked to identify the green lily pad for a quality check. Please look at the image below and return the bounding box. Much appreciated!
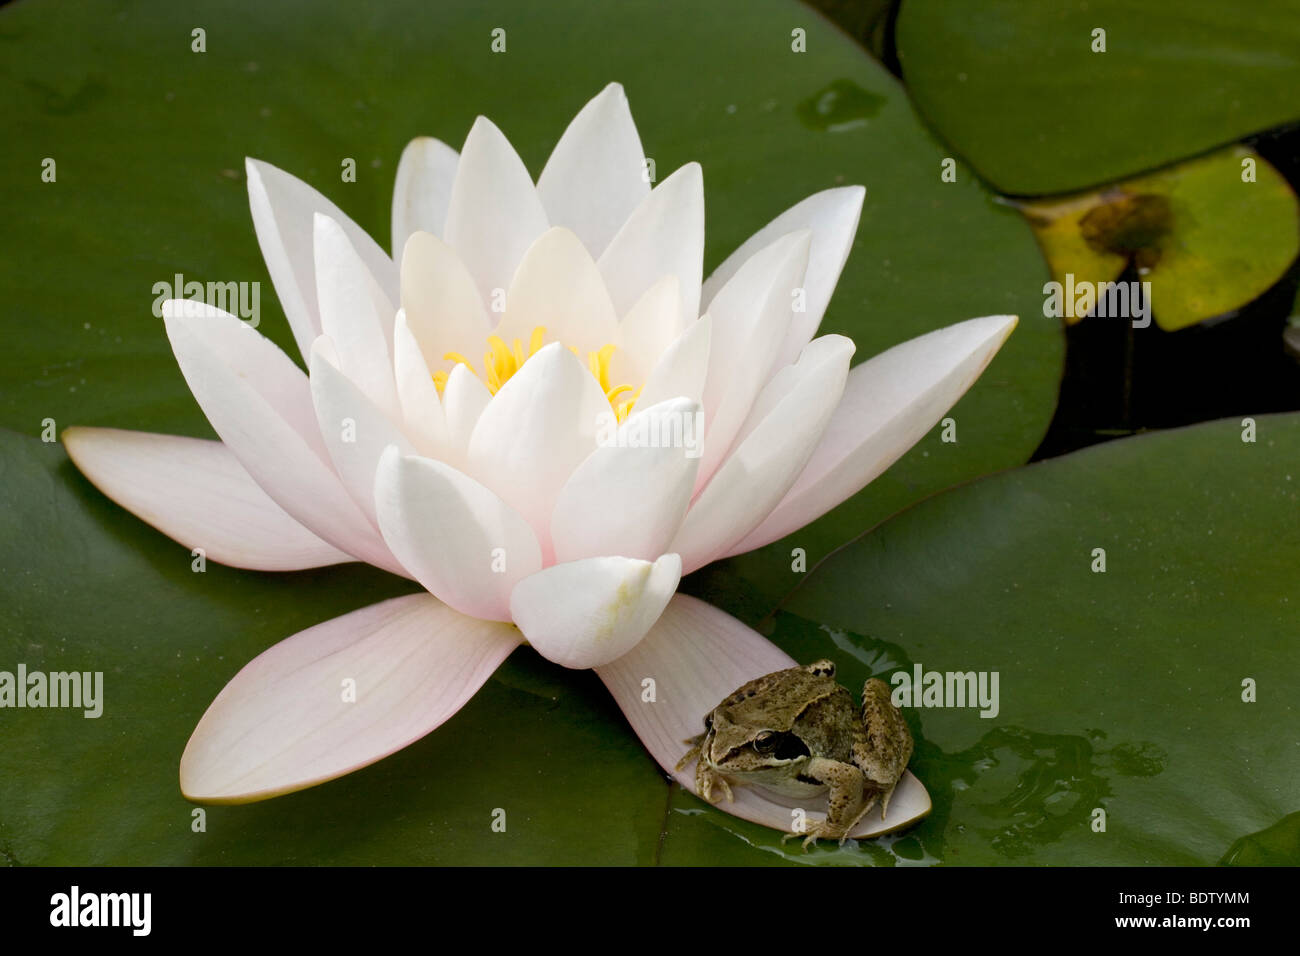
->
[0,0,1061,629]
[897,0,1300,195]
[1019,146,1300,332]
[0,0,1060,863]
[775,413,1300,865]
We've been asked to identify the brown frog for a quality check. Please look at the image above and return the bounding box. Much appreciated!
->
[676,659,912,847]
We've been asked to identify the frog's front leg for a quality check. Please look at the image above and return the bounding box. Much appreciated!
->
[695,762,733,803]
[779,756,869,849]
[676,735,733,803]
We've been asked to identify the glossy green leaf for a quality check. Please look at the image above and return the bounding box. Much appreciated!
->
[768,414,1300,865]
[1020,146,1300,332]
[897,0,1300,195]
[1,0,1061,863]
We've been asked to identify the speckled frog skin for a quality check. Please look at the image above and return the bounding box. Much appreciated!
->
[676,660,912,847]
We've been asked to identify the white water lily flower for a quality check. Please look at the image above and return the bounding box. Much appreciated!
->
[64,83,1015,836]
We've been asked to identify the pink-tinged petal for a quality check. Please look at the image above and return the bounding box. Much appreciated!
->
[633,314,712,412]
[391,136,459,254]
[726,315,1019,556]
[493,227,620,357]
[314,213,400,420]
[309,337,417,527]
[441,362,493,457]
[245,157,396,363]
[443,116,549,308]
[597,162,703,326]
[612,274,683,387]
[374,447,541,621]
[392,310,452,459]
[63,426,353,572]
[466,343,609,548]
[595,594,931,838]
[537,82,651,258]
[696,230,811,489]
[400,231,492,374]
[702,186,865,369]
[551,398,702,563]
[180,593,521,803]
[672,334,854,572]
[163,301,405,576]
[510,554,681,669]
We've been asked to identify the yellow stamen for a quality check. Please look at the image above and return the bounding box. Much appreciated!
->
[429,324,638,419]
[614,386,642,423]
[442,351,475,374]
[605,383,634,405]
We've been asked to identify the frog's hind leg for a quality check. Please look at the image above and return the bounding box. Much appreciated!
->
[857,677,914,820]
[850,737,901,821]
[877,778,902,819]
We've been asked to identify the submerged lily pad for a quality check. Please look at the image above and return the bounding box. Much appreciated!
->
[780,413,1300,865]
[897,0,1300,194]
[1019,147,1300,332]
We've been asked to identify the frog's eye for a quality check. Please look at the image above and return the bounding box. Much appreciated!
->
[704,713,714,732]
[753,731,811,760]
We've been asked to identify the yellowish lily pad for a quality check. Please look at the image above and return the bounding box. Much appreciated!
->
[1019,147,1299,332]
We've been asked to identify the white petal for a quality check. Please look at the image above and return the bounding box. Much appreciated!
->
[611,274,683,387]
[672,334,854,572]
[537,82,651,258]
[551,398,702,563]
[63,427,353,571]
[493,227,620,357]
[310,338,416,527]
[180,593,520,802]
[595,594,930,838]
[727,315,1020,555]
[703,186,865,368]
[374,447,542,621]
[510,554,681,669]
[246,157,396,363]
[443,116,549,308]
[466,343,609,549]
[399,231,492,374]
[391,136,459,254]
[314,213,400,420]
[392,310,452,458]
[163,301,405,575]
[632,314,712,412]
[441,362,493,456]
[597,162,704,327]
[696,230,811,488]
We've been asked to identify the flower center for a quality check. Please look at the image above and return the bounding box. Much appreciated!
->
[431,325,640,421]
